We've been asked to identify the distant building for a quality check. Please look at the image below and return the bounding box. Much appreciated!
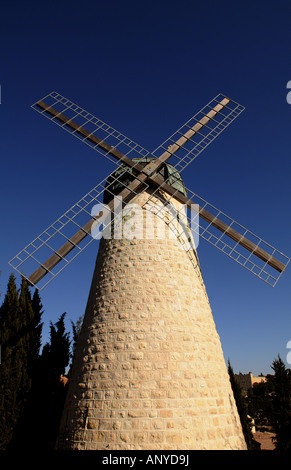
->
[234,372,266,392]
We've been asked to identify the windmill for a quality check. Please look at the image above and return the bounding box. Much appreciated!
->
[9,92,289,450]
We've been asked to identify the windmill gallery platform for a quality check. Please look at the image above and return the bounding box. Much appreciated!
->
[56,173,247,450]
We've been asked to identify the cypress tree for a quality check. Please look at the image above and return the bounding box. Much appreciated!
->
[8,284,44,449]
[10,311,71,450]
[268,355,291,450]
[70,314,83,364]
[34,312,71,450]
[17,277,35,412]
[31,289,43,366]
[228,360,260,449]
[0,274,74,449]
[0,273,20,449]
[0,274,44,449]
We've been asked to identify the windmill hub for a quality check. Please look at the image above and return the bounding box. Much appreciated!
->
[103,157,187,206]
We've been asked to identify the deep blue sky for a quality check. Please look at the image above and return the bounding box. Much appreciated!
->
[1,0,291,375]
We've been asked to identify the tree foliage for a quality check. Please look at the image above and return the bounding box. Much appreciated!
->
[70,314,83,364]
[0,273,21,449]
[228,360,260,449]
[24,312,72,450]
[238,356,291,451]
[267,355,291,450]
[0,274,75,450]
[246,379,274,432]
[0,274,43,449]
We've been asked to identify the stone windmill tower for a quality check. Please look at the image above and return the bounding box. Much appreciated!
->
[10,92,289,450]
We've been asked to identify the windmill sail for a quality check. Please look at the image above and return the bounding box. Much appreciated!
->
[144,184,290,287]
[8,165,152,290]
[31,92,244,175]
[31,91,151,167]
[9,92,289,289]
[150,94,244,173]
[9,161,289,289]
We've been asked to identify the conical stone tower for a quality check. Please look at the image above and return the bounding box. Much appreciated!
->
[56,163,247,450]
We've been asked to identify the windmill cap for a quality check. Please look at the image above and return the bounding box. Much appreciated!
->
[103,157,187,204]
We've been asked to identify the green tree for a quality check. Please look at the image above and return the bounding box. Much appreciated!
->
[0,273,21,449]
[246,379,274,431]
[8,286,44,449]
[9,311,72,450]
[0,274,76,450]
[70,314,83,363]
[0,274,44,450]
[31,289,44,368]
[268,355,291,450]
[33,312,71,450]
[41,312,71,379]
[228,360,260,449]
[17,277,36,408]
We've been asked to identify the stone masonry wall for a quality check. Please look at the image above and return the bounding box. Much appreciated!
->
[56,190,246,450]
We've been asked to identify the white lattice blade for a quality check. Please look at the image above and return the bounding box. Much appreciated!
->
[142,167,289,287]
[9,184,105,290]
[120,161,289,287]
[21,91,289,290]
[151,94,244,173]
[183,186,290,287]
[8,166,150,290]
[31,91,150,167]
